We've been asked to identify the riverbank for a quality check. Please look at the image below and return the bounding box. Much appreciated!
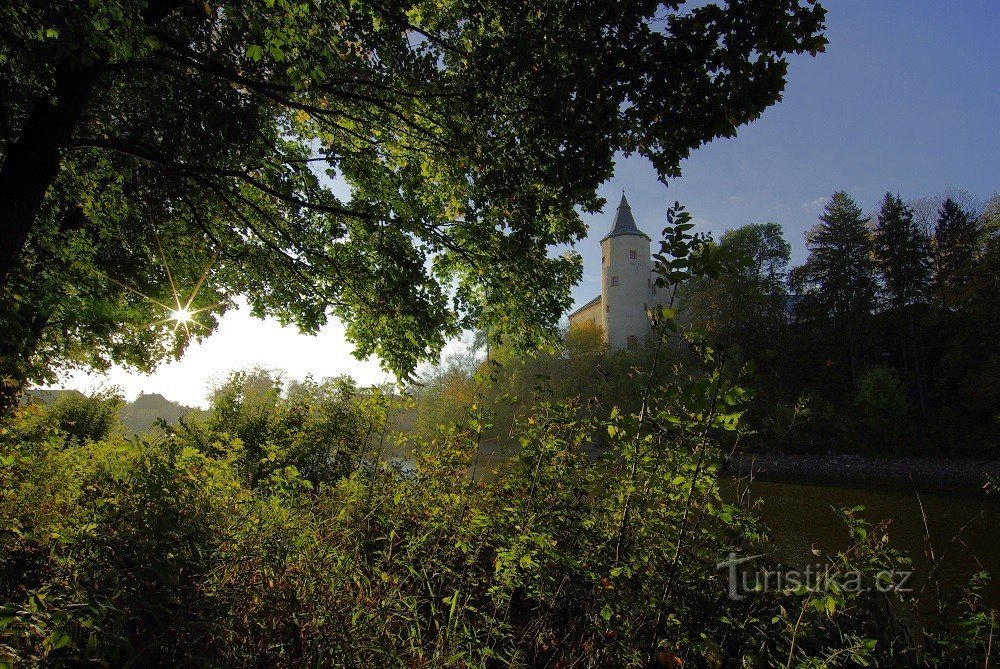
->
[729,452,1000,490]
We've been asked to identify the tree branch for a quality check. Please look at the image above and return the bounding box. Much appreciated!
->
[66,137,369,219]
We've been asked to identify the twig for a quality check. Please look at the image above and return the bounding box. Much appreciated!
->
[912,481,943,623]
[662,315,734,599]
[986,609,994,669]
[613,283,678,564]
[786,594,811,669]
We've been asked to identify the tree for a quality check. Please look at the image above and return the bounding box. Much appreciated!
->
[933,197,981,299]
[980,193,1000,236]
[909,189,982,237]
[873,193,931,411]
[934,195,999,391]
[0,0,826,412]
[874,193,932,310]
[791,192,878,388]
[682,222,791,360]
[47,388,125,443]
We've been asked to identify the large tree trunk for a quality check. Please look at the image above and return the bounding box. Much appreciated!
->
[0,57,104,289]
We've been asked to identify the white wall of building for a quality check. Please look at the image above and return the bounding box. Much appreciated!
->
[601,232,655,350]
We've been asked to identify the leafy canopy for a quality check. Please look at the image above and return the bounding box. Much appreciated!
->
[0,0,826,392]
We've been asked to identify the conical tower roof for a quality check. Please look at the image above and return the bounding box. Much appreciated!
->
[600,192,650,242]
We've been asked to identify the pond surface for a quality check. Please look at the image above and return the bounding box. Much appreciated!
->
[725,477,1000,609]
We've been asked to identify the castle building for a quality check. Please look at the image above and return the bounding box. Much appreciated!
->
[567,193,668,350]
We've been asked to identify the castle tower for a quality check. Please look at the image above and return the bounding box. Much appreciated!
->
[600,193,653,350]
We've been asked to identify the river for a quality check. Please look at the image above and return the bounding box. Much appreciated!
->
[725,476,1000,609]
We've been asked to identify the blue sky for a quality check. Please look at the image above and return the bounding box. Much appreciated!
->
[570,0,998,306]
[56,0,999,406]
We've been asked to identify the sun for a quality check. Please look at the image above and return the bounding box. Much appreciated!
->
[170,307,194,324]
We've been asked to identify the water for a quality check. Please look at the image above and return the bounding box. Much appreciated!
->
[728,477,1000,609]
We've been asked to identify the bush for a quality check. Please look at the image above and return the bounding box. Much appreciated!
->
[854,366,915,452]
[47,389,124,444]
[0,211,992,667]
[173,369,394,488]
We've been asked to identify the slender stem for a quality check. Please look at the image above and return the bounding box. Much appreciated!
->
[786,595,811,669]
[613,283,678,564]
[663,315,734,600]
[986,609,995,669]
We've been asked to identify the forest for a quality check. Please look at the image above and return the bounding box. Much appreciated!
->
[1,0,997,666]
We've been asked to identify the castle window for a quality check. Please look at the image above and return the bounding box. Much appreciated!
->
[629,250,637,260]
[606,303,610,313]
[602,255,606,265]
[610,276,619,287]
[627,336,639,350]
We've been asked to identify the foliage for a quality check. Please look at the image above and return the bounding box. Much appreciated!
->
[410,186,1000,459]
[170,369,396,487]
[0,364,992,666]
[663,187,999,456]
[0,0,827,413]
[680,221,790,366]
[934,198,981,298]
[873,192,933,415]
[875,193,932,310]
[43,388,124,444]
[408,318,667,446]
[853,366,914,450]
[791,192,878,388]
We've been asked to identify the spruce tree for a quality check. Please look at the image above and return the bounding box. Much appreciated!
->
[933,198,986,385]
[875,193,932,309]
[934,198,981,297]
[792,191,878,387]
[874,192,932,411]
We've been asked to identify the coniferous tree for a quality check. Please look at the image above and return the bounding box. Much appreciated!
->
[875,193,932,309]
[874,193,932,411]
[791,191,878,388]
[934,198,981,299]
[934,198,989,386]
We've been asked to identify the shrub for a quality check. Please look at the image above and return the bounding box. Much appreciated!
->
[854,366,915,451]
[2,384,994,667]
[172,369,395,488]
[47,389,124,444]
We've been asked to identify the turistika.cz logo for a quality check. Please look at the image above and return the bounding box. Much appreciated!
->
[716,552,914,601]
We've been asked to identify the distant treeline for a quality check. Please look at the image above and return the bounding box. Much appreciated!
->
[408,190,1000,458]
[23,389,197,436]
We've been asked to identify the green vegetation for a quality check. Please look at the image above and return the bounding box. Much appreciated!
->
[3,212,994,667]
